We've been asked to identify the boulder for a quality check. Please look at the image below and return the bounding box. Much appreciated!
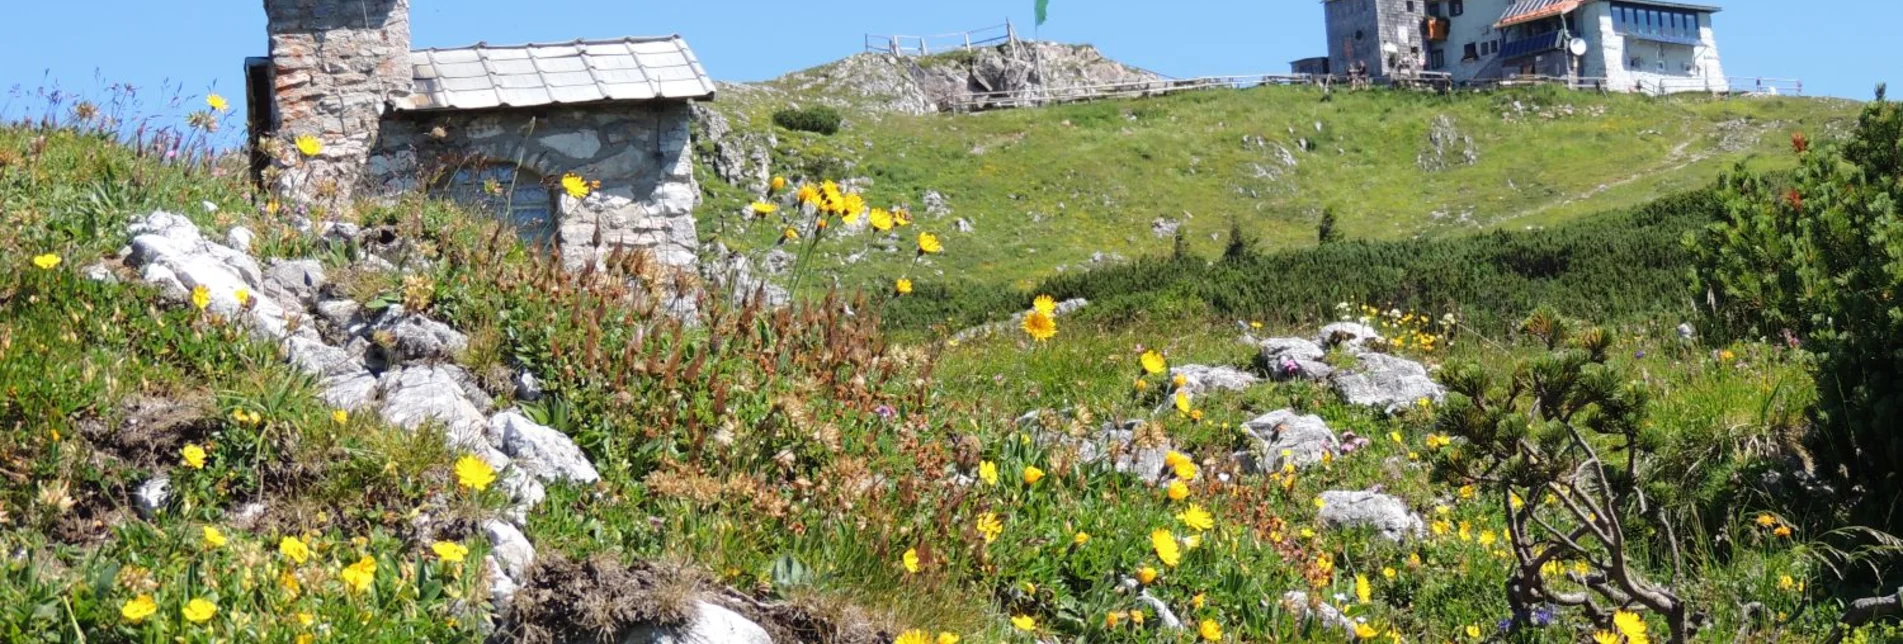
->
[378,364,491,448]
[619,600,773,644]
[133,476,171,518]
[514,371,544,402]
[226,226,254,253]
[488,411,599,485]
[1330,353,1445,413]
[1316,322,1384,351]
[82,262,116,283]
[263,259,326,305]
[371,307,469,362]
[1316,490,1425,541]
[1169,364,1260,395]
[1239,410,1338,472]
[1257,337,1334,381]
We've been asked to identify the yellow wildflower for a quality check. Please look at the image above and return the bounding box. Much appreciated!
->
[181,443,207,469]
[206,94,229,112]
[1141,350,1167,375]
[1167,479,1189,501]
[1130,611,1146,626]
[331,409,348,425]
[431,541,469,563]
[902,548,920,574]
[1151,528,1182,567]
[32,253,61,270]
[1174,390,1192,414]
[782,227,799,243]
[191,285,211,310]
[1011,615,1035,631]
[1192,593,1206,609]
[1355,573,1372,604]
[978,461,998,486]
[976,512,1002,543]
[870,208,894,231]
[916,232,943,255]
[1774,525,1793,538]
[1073,531,1090,546]
[749,201,779,216]
[1021,465,1045,485]
[1354,623,1378,639]
[795,184,819,204]
[1137,566,1158,584]
[894,208,913,226]
[182,597,217,624]
[1614,610,1647,640]
[1106,611,1123,628]
[561,173,591,198]
[455,454,497,491]
[1459,484,1477,499]
[1199,618,1222,641]
[894,630,930,644]
[1177,504,1214,531]
[279,536,310,564]
[895,278,913,295]
[278,569,302,598]
[1032,295,1056,316]
[1465,625,1483,639]
[1021,310,1057,341]
[294,134,322,157]
[121,595,157,623]
[1382,566,1396,580]
[1592,631,1620,644]
[935,633,959,644]
[340,555,376,594]
[1185,533,1202,550]
[202,525,228,548]
[770,176,787,192]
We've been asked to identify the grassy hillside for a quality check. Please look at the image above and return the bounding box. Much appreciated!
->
[699,74,1855,292]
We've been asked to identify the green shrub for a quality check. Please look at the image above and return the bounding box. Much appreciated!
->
[1688,90,1903,523]
[771,105,843,135]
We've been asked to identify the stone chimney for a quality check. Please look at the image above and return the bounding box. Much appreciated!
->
[262,0,412,212]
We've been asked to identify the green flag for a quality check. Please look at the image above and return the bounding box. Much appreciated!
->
[1035,0,1050,26]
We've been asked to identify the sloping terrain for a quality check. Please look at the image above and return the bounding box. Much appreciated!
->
[693,46,1857,293]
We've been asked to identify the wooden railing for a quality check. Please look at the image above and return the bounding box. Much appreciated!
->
[865,22,1016,57]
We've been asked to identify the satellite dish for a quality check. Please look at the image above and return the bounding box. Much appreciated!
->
[1568,37,1589,56]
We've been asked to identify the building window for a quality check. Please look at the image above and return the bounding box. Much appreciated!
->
[1612,2,1702,44]
[1451,0,1464,16]
[1429,48,1446,69]
[438,163,557,245]
[1355,29,1365,41]
[1463,42,1479,61]
[1406,1,1415,12]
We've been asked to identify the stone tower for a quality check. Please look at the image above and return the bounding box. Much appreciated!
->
[261,0,412,212]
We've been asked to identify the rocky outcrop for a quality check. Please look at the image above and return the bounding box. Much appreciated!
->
[756,41,1162,115]
[1256,337,1334,382]
[618,601,775,644]
[1331,352,1446,413]
[1037,419,1175,481]
[1168,364,1260,396]
[1238,410,1338,473]
[1316,490,1426,542]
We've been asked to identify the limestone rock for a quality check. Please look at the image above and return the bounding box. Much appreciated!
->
[226,226,254,253]
[514,371,543,402]
[1041,420,1173,481]
[133,476,171,519]
[1280,591,1357,637]
[1169,364,1260,395]
[371,307,468,362]
[1257,337,1334,381]
[1330,353,1445,413]
[82,263,116,283]
[1316,490,1425,541]
[488,411,599,485]
[264,259,327,305]
[1239,410,1338,472]
[1316,322,1384,351]
[618,601,773,644]
[378,364,491,449]
[483,519,536,581]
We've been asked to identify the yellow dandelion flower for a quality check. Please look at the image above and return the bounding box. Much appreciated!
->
[770,176,787,192]
[842,193,866,222]
[1192,593,1206,609]
[1106,611,1123,628]
[294,134,322,157]
[1140,350,1168,375]
[1199,618,1222,641]
[1756,514,1777,527]
[1021,310,1057,341]
[894,208,913,227]
[795,184,819,204]
[561,173,591,199]
[202,525,228,548]
[1355,574,1372,604]
[455,454,497,491]
[750,201,779,216]
[278,569,301,598]
[1459,484,1477,499]
[191,285,211,311]
[1174,390,1192,414]
[1177,504,1214,531]
[1130,611,1146,626]
[431,541,469,563]
[1021,465,1045,485]
[976,512,1003,543]
[1184,533,1202,550]
[1614,610,1647,640]
[782,227,799,243]
[1465,625,1483,639]
[870,208,895,231]
[1592,631,1621,644]
[916,232,943,255]
[296,612,314,627]
[1167,479,1190,501]
[895,629,931,644]
[1774,525,1793,538]
[895,278,913,295]
[1137,566,1158,584]
[1032,295,1056,315]
[1011,615,1036,631]
[1354,623,1378,639]
[1382,566,1396,580]
[182,597,217,624]
[936,633,960,644]
[331,409,348,425]
[279,535,310,564]
[32,253,61,270]
[1134,378,1150,392]
[1778,574,1795,591]
[206,93,229,112]
[1073,531,1090,546]
[340,555,376,594]
[1151,528,1182,567]
[1172,373,1188,388]
[978,461,998,486]
[902,548,920,574]
[121,595,157,623]
[181,443,207,469]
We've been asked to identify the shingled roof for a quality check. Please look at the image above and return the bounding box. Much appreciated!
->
[402,36,714,111]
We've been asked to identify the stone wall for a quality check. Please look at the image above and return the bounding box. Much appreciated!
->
[1325,0,1426,78]
[263,0,412,213]
[367,102,701,271]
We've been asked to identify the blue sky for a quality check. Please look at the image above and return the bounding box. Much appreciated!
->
[0,0,1889,122]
